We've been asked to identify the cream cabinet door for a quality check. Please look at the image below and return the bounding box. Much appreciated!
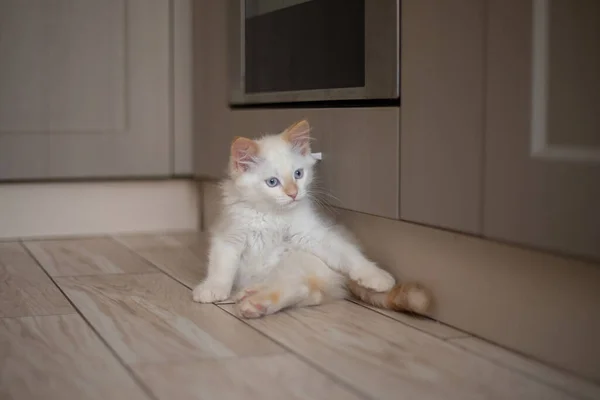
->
[400,0,486,235]
[0,0,171,179]
[485,0,600,260]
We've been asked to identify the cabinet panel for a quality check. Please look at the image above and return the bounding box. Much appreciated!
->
[399,0,486,234]
[173,0,194,175]
[0,1,125,132]
[193,0,230,179]
[323,108,399,218]
[0,0,171,179]
[484,0,600,260]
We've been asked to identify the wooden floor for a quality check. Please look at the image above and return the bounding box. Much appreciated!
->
[1,232,598,400]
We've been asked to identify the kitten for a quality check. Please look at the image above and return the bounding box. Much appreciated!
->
[192,120,432,318]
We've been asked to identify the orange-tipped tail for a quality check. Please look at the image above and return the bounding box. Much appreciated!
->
[347,280,432,315]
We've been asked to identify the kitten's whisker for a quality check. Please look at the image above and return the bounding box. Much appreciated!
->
[307,188,342,205]
[307,192,339,216]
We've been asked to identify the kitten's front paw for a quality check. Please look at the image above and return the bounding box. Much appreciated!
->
[351,265,395,292]
[192,282,230,303]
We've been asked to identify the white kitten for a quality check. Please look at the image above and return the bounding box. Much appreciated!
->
[192,120,431,318]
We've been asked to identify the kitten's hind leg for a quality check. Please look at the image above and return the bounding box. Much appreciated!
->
[235,251,339,318]
[236,282,313,319]
[232,284,268,303]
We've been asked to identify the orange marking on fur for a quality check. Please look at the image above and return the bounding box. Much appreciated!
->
[281,120,309,142]
[385,284,405,309]
[230,137,260,172]
[268,291,281,304]
[307,275,323,293]
[237,289,258,302]
[281,120,311,155]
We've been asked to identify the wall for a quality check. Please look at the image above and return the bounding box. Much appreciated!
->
[0,180,200,240]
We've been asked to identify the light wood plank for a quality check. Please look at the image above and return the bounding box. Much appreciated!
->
[0,314,149,400]
[0,242,73,318]
[133,353,364,400]
[130,247,206,289]
[56,273,283,364]
[25,238,157,276]
[352,300,469,340]
[116,233,208,289]
[220,301,577,400]
[449,337,600,400]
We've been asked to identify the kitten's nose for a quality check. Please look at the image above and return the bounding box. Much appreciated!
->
[285,188,298,200]
[284,182,298,200]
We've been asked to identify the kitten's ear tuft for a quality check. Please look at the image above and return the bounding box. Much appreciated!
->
[230,136,259,172]
[282,119,311,155]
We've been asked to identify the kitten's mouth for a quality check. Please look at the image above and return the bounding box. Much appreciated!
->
[284,198,301,207]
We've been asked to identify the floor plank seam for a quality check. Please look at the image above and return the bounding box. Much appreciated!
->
[46,270,165,279]
[105,236,165,271]
[109,236,197,284]
[445,339,599,400]
[347,298,472,341]
[18,240,162,400]
[21,234,114,243]
[0,311,78,320]
[114,240,197,291]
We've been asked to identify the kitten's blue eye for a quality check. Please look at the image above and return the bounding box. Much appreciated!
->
[294,168,304,179]
[265,177,280,187]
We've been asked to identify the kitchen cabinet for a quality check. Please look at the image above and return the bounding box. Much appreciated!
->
[193,1,599,260]
[0,0,192,179]
[399,0,486,235]
[484,0,600,260]
[400,0,600,260]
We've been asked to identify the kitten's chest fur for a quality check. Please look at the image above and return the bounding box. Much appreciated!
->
[233,207,310,286]
[240,211,293,261]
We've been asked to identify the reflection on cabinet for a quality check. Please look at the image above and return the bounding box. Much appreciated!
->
[399,0,485,235]
[484,0,600,260]
[0,0,193,179]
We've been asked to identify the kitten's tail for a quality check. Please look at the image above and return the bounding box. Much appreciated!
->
[346,280,432,315]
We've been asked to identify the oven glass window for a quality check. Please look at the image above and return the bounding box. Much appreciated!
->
[244,0,365,94]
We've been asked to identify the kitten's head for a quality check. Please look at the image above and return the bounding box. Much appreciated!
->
[228,119,317,209]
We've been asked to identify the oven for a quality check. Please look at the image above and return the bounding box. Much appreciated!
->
[228,0,400,106]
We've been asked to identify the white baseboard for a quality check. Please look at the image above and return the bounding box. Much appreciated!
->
[0,180,200,240]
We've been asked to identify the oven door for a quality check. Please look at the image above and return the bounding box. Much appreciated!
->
[228,0,399,105]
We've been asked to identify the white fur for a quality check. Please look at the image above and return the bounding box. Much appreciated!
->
[192,129,395,316]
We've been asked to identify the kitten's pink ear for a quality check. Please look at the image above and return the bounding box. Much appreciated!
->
[282,119,311,155]
[230,136,259,172]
